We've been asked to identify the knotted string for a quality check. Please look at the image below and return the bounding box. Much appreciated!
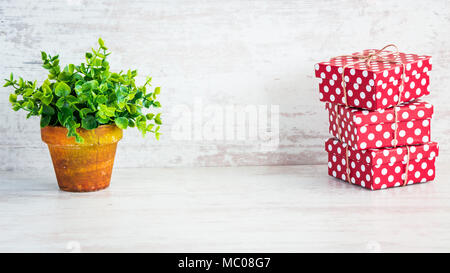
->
[345,145,350,183]
[403,146,411,186]
[392,106,400,147]
[333,44,405,106]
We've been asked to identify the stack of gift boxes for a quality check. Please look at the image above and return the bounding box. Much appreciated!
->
[314,47,439,190]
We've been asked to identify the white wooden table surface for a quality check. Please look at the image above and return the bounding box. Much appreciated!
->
[1,159,449,253]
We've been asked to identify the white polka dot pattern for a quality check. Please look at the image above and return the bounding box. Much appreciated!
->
[325,138,439,190]
[325,100,433,150]
[315,50,432,110]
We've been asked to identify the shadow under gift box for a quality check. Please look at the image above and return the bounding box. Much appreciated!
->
[326,100,433,150]
[325,138,439,190]
[314,49,432,110]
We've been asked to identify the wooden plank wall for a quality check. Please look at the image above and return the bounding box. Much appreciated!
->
[1,0,449,170]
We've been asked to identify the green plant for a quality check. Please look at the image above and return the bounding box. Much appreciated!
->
[4,38,162,142]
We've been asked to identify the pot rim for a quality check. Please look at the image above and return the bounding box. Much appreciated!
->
[41,124,123,145]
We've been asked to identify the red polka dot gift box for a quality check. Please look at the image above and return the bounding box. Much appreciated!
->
[314,48,432,110]
[325,138,439,190]
[326,100,433,150]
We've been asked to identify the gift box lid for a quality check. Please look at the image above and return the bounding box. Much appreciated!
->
[326,100,433,127]
[315,49,432,75]
[325,138,439,166]
[315,49,432,111]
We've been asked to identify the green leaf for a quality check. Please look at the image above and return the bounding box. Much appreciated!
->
[95,111,110,124]
[99,104,115,117]
[23,88,34,97]
[92,59,102,66]
[66,123,83,143]
[57,71,72,81]
[74,82,83,95]
[77,93,88,103]
[75,134,83,143]
[57,106,72,126]
[114,117,128,129]
[110,73,120,81]
[136,115,146,123]
[56,97,65,108]
[41,93,53,105]
[95,95,107,104]
[85,80,99,90]
[79,108,93,118]
[73,73,83,81]
[42,83,52,95]
[99,83,107,92]
[42,104,55,116]
[32,91,43,100]
[135,91,143,100]
[117,101,126,109]
[65,95,78,104]
[154,86,160,95]
[55,81,71,97]
[9,94,17,103]
[146,113,154,120]
[68,64,75,74]
[25,100,34,110]
[127,92,136,100]
[40,115,51,128]
[12,104,21,111]
[137,119,146,131]
[81,115,98,130]
[143,99,152,108]
[126,104,137,114]
[154,113,162,125]
[3,80,11,87]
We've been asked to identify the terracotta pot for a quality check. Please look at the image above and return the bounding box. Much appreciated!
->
[41,125,123,192]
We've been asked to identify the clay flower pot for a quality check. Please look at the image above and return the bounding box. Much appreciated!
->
[41,125,123,192]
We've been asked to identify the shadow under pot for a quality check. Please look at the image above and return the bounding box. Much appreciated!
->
[41,125,123,192]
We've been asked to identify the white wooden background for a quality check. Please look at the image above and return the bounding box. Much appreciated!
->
[1,0,449,170]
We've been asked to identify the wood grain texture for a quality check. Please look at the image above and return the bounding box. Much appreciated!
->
[0,160,449,252]
[1,0,449,170]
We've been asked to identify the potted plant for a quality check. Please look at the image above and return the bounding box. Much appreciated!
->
[4,38,162,192]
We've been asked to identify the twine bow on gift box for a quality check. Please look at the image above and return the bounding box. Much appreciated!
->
[330,44,412,186]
